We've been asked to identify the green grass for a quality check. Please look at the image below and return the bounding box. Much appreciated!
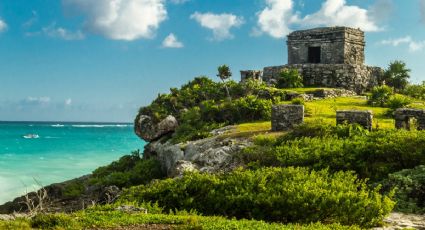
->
[0,210,361,230]
[284,87,334,93]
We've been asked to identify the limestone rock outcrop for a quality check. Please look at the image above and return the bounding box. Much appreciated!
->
[144,126,252,177]
[135,115,178,142]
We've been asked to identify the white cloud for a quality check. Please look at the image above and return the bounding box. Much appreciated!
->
[300,0,380,32]
[381,36,425,52]
[62,0,167,41]
[255,0,381,39]
[162,33,184,48]
[254,0,296,38]
[190,12,244,41]
[0,19,7,33]
[169,0,189,4]
[65,98,72,106]
[42,23,85,40]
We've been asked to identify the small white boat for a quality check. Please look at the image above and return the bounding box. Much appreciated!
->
[23,134,40,139]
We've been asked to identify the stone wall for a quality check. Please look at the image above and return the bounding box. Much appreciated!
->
[272,105,304,131]
[287,27,365,65]
[263,64,383,93]
[394,108,425,130]
[240,70,263,82]
[336,110,373,131]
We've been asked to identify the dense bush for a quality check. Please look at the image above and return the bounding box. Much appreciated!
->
[171,96,273,143]
[241,124,425,181]
[384,165,425,214]
[385,94,412,116]
[90,150,165,188]
[120,167,394,227]
[368,85,393,107]
[403,83,425,99]
[277,68,303,88]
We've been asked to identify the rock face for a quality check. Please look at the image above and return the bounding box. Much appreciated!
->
[135,115,179,142]
[373,212,425,230]
[144,127,252,177]
[272,105,304,131]
[336,110,373,131]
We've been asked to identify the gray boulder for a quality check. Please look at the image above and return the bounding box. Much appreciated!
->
[135,115,178,142]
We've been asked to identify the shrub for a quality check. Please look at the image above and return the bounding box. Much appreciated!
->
[277,68,303,88]
[120,167,394,227]
[171,96,273,143]
[31,214,77,229]
[384,165,425,214]
[385,94,412,116]
[90,150,165,188]
[368,85,393,107]
[62,181,85,199]
[403,83,425,99]
[241,126,425,181]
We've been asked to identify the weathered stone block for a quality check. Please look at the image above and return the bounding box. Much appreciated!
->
[336,110,373,131]
[394,108,425,130]
[272,105,304,131]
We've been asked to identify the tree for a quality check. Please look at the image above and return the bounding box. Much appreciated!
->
[277,68,303,88]
[217,64,232,101]
[384,60,411,92]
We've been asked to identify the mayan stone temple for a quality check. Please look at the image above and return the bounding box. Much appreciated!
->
[243,27,383,93]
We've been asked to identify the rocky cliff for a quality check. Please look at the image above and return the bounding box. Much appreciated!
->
[134,115,252,177]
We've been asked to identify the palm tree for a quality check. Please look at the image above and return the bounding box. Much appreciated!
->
[384,60,411,92]
[217,65,232,101]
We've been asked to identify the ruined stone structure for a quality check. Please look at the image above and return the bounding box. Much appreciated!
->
[394,108,425,130]
[272,104,304,131]
[336,110,373,131]
[259,27,383,93]
[240,70,263,82]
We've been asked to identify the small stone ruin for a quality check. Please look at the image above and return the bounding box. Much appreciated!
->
[336,110,373,131]
[394,108,425,130]
[272,104,304,131]
[240,70,263,82]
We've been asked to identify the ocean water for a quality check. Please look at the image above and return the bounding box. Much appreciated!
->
[0,122,145,204]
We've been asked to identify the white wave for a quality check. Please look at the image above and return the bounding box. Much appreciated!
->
[71,124,129,128]
[51,124,65,127]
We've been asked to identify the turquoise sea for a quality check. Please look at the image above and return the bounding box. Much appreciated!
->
[0,121,145,204]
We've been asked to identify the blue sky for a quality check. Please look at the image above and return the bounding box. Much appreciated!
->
[0,0,424,122]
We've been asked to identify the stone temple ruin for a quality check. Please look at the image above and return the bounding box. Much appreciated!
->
[241,27,383,93]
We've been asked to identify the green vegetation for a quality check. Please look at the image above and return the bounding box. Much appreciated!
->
[383,60,411,92]
[368,85,394,107]
[403,82,425,99]
[384,165,425,214]
[89,150,165,188]
[120,167,393,227]
[217,64,233,101]
[277,68,304,88]
[0,207,361,230]
[241,123,425,181]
